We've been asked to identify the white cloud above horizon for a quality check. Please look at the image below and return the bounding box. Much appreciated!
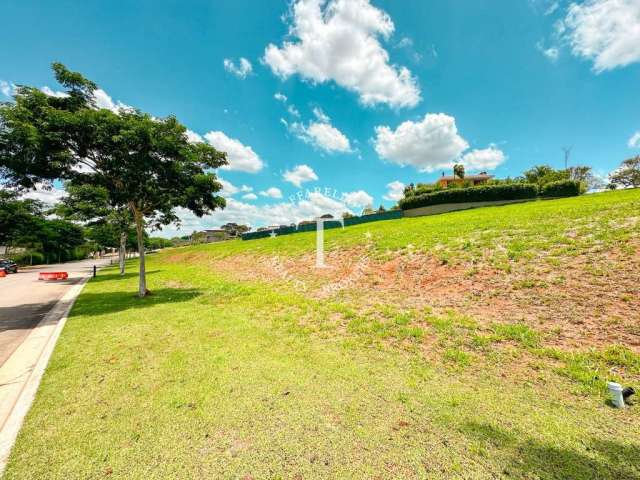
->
[536,41,559,62]
[218,178,239,197]
[163,192,355,236]
[462,146,506,170]
[283,164,318,187]
[263,0,421,108]
[628,131,640,149]
[259,187,283,199]
[40,84,134,113]
[383,181,405,202]
[373,113,506,173]
[563,0,640,72]
[223,57,253,78]
[341,190,373,208]
[203,131,264,173]
[0,80,13,97]
[12,183,67,206]
[285,108,351,153]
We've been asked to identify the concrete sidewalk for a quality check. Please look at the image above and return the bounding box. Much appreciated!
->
[0,259,111,474]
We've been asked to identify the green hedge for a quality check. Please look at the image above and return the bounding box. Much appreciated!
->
[399,183,538,210]
[539,180,583,198]
[241,210,403,241]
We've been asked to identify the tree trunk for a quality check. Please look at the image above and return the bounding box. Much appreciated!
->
[134,210,147,297]
[119,231,126,276]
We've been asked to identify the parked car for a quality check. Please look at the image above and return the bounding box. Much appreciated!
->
[0,259,18,273]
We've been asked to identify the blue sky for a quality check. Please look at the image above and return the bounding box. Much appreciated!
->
[1,0,639,235]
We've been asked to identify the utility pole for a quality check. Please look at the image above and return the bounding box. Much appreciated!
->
[562,146,572,170]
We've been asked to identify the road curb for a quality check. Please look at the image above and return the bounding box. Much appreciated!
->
[0,275,92,475]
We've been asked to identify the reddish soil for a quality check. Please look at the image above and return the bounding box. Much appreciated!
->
[180,241,640,352]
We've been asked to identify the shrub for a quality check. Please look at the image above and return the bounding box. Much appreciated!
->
[10,251,45,265]
[539,179,583,198]
[399,183,538,210]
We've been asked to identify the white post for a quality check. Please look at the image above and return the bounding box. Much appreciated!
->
[316,221,325,267]
[315,217,344,268]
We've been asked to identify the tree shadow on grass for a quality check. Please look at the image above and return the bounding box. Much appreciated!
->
[460,421,640,479]
[68,287,203,317]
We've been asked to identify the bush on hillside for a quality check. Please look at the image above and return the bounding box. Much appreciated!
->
[539,179,583,198]
[399,183,538,210]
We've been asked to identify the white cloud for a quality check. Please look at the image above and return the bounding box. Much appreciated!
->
[274,92,288,102]
[537,41,560,61]
[312,107,330,123]
[1,80,15,97]
[564,0,640,72]
[163,191,356,236]
[37,84,133,113]
[287,104,301,117]
[285,108,351,153]
[462,146,506,170]
[260,187,283,199]
[242,192,258,200]
[41,86,68,98]
[629,131,640,148]
[218,178,239,197]
[543,46,560,61]
[92,88,133,112]
[263,0,421,108]
[396,37,413,48]
[545,1,560,15]
[373,113,469,172]
[240,185,253,192]
[374,113,506,172]
[185,129,204,143]
[341,190,373,208]
[383,180,405,201]
[283,164,318,187]
[19,183,67,206]
[204,131,264,173]
[223,57,253,78]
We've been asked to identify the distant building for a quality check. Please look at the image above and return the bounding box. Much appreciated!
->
[437,171,494,188]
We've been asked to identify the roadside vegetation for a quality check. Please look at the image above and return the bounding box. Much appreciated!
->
[4,189,639,479]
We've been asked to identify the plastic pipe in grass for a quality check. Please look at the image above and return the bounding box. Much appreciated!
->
[607,382,625,409]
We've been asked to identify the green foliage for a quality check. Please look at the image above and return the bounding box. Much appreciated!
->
[9,251,45,266]
[0,63,228,295]
[0,190,43,246]
[5,189,640,479]
[0,190,87,263]
[54,183,111,222]
[491,323,540,347]
[539,179,583,198]
[444,348,472,367]
[220,222,250,238]
[146,237,173,249]
[609,156,640,188]
[523,165,570,186]
[399,183,538,210]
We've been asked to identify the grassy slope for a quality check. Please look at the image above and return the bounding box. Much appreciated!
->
[5,190,640,479]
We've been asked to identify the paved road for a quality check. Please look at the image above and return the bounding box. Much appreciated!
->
[0,258,113,367]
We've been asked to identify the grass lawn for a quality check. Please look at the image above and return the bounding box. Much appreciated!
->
[4,190,640,479]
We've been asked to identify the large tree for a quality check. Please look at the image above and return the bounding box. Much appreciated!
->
[0,63,227,296]
[609,156,640,188]
[55,183,132,275]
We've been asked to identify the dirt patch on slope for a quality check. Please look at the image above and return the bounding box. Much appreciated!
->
[199,241,640,352]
